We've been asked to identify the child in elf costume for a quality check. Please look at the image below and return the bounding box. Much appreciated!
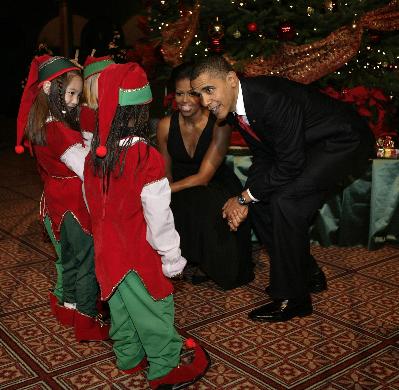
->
[80,55,115,142]
[16,55,109,342]
[84,62,210,389]
[80,55,116,320]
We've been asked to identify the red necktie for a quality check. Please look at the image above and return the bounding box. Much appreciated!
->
[236,115,261,142]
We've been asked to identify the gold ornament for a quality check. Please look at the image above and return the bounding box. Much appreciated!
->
[233,29,241,39]
[324,0,338,12]
[208,16,224,39]
[307,6,315,16]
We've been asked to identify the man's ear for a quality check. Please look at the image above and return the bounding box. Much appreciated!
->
[42,81,51,95]
[226,71,238,88]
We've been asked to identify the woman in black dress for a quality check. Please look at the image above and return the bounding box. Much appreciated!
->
[156,63,253,290]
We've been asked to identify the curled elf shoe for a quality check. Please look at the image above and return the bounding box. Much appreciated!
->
[48,290,59,318]
[122,357,148,374]
[149,338,211,390]
[56,304,76,327]
[74,311,110,342]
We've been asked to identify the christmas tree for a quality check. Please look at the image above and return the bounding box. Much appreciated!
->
[146,0,399,136]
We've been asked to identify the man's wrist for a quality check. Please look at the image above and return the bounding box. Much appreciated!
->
[237,192,250,205]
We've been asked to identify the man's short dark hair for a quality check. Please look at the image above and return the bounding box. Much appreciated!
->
[190,56,233,81]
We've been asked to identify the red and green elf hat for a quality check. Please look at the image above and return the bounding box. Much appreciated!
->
[96,62,152,158]
[83,55,115,80]
[16,55,80,154]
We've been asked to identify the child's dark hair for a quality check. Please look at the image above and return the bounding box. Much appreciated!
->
[91,103,151,191]
[25,70,81,145]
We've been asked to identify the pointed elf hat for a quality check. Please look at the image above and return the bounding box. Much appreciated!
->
[16,55,80,154]
[83,55,115,80]
[96,62,152,158]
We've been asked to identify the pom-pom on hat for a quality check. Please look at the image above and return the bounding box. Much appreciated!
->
[16,55,80,154]
[83,55,115,80]
[96,62,152,157]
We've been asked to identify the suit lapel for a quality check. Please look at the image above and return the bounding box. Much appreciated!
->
[240,78,265,142]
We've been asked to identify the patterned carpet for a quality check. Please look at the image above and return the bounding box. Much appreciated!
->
[0,149,398,390]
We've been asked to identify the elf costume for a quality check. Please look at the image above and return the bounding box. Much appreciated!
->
[80,55,115,143]
[16,55,109,341]
[84,62,210,389]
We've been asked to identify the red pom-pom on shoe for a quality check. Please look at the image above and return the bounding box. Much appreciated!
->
[96,145,107,158]
[15,145,24,154]
[185,338,197,348]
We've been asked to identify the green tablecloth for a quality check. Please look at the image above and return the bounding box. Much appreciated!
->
[226,153,399,250]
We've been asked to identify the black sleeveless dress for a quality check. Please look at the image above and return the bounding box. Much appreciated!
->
[168,111,254,290]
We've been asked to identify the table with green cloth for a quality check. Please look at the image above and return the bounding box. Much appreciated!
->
[226,148,399,250]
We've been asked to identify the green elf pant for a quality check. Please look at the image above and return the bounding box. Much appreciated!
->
[43,215,63,302]
[108,271,182,380]
[60,212,99,317]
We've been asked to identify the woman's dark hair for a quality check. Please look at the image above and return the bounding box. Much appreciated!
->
[169,62,194,91]
[25,70,81,145]
[91,103,151,192]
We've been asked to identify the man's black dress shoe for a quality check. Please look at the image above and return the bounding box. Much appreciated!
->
[265,268,327,296]
[248,296,313,322]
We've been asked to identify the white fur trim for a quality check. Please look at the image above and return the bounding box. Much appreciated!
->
[82,131,93,148]
[141,177,187,278]
[60,143,90,181]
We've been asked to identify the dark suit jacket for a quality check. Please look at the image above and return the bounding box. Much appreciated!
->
[227,76,372,200]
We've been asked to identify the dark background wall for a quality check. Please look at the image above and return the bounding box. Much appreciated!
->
[1,1,164,120]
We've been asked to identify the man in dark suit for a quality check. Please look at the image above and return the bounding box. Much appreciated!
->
[190,56,373,322]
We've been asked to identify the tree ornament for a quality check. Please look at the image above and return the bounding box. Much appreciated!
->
[278,21,296,41]
[208,16,224,39]
[324,1,338,13]
[247,22,258,33]
[307,6,315,16]
[233,29,241,39]
[209,38,223,53]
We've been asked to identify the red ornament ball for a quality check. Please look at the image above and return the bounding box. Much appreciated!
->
[15,145,24,154]
[278,21,296,41]
[247,22,258,33]
[210,38,223,53]
[96,145,108,158]
[185,338,197,348]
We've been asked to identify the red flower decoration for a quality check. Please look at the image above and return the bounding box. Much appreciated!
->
[321,86,396,139]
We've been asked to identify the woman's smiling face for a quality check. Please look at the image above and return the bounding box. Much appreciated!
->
[174,78,202,117]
